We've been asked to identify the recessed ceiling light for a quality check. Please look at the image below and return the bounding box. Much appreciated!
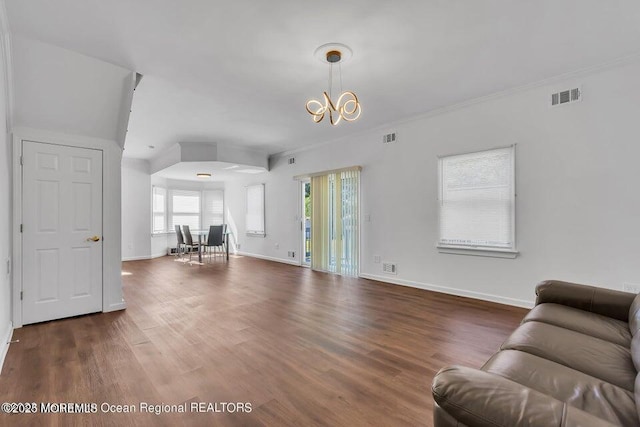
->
[197,173,212,178]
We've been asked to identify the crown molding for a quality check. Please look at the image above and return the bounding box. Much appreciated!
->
[272,51,640,159]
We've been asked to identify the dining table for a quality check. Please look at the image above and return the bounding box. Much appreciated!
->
[191,229,230,263]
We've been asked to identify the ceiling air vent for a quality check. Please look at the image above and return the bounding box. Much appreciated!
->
[382,132,397,144]
[551,87,581,107]
[382,262,397,275]
[288,157,296,165]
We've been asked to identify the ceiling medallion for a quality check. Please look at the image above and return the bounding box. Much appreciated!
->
[305,43,361,126]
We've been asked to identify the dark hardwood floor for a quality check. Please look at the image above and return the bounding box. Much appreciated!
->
[0,255,526,426]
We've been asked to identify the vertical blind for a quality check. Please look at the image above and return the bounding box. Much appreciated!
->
[438,146,515,249]
[203,190,224,226]
[311,168,359,276]
[246,184,265,236]
[152,187,166,233]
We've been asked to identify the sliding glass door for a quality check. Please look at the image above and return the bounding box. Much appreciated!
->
[310,168,359,277]
[302,180,311,267]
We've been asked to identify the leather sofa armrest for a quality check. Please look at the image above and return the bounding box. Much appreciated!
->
[432,366,617,427]
[535,280,635,322]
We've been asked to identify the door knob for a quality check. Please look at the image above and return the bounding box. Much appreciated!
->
[86,236,101,242]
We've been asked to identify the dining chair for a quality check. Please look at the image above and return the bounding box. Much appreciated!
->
[221,224,227,254]
[182,225,201,262]
[174,225,186,260]
[203,225,224,262]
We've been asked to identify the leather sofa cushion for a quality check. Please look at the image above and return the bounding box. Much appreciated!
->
[501,321,636,391]
[536,280,635,322]
[523,303,631,347]
[432,366,619,427]
[483,349,638,426]
[632,334,640,372]
[629,293,640,336]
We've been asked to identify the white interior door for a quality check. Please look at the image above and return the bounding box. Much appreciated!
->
[22,141,103,325]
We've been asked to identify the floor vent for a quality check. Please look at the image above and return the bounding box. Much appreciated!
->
[551,87,581,107]
[382,262,397,275]
[382,132,397,144]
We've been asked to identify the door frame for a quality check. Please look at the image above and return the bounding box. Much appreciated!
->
[299,179,311,268]
[12,127,126,328]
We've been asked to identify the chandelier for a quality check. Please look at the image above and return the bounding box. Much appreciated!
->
[306,43,361,126]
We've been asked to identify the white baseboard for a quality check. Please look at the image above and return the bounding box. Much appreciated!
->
[122,255,150,261]
[236,251,300,266]
[0,321,14,375]
[105,301,127,312]
[122,252,166,262]
[359,273,534,309]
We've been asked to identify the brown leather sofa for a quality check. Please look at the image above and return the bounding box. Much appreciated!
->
[432,280,640,426]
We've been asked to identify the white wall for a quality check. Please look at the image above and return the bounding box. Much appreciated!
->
[149,175,169,258]
[12,35,133,146]
[122,158,152,260]
[0,0,14,367]
[225,59,640,307]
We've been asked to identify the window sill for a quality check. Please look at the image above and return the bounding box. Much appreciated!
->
[437,245,519,259]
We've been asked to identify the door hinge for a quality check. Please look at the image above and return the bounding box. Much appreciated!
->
[20,224,23,233]
[19,156,23,166]
[20,291,23,300]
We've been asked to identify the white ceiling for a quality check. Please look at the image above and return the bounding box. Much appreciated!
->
[153,161,266,182]
[7,0,640,159]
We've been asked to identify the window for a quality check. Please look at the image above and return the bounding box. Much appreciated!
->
[203,190,224,226]
[169,189,201,231]
[246,184,265,236]
[152,187,167,233]
[438,146,517,257]
[152,187,225,233]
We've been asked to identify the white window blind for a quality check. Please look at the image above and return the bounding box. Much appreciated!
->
[170,189,201,231]
[203,190,224,226]
[152,186,167,233]
[246,184,265,236]
[438,146,515,250]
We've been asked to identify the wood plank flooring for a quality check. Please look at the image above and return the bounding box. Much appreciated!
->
[0,255,526,426]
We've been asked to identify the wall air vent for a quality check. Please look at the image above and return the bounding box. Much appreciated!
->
[382,132,397,144]
[382,262,397,275]
[551,87,581,107]
[288,157,296,165]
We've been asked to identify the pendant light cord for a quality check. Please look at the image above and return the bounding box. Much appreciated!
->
[328,62,333,99]
[327,62,345,99]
